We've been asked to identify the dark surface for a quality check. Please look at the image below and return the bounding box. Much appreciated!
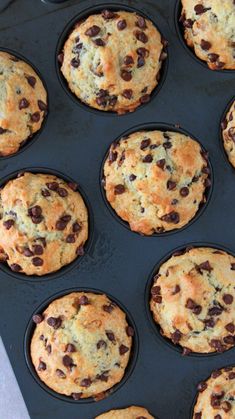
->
[0,1,235,418]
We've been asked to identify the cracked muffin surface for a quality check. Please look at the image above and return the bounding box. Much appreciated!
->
[0,51,47,156]
[103,130,210,235]
[193,366,235,418]
[59,9,166,113]
[180,0,235,70]
[30,292,133,399]
[0,172,88,276]
[95,405,154,418]
[150,247,235,354]
[222,98,235,168]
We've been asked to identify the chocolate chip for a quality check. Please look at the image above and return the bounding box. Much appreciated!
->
[182,347,191,356]
[109,150,117,163]
[225,323,235,333]
[161,211,180,224]
[123,55,134,66]
[119,344,129,355]
[210,339,226,352]
[106,331,115,341]
[200,39,212,50]
[137,47,149,57]
[10,264,22,272]
[140,94,150,104]
[183,19,194,28]
[101,9,116,19]
[63,355,74,367]
[223,335,235,345]
[78,295,89,305]
[197,381,207,392]
[140,139,150,150]
[97,340,107,349]
[41,189,50,197]
[126,326,134,337]
[208,53,219,63]
[56,187,68,198]
[117,19,126,30]
[167,180,176,191]
[31,112,40,122]
[216,61,225,69]
[153,295,162,303]
[172,285,181,295]
[208,306,223,316]
[71,392,82,400]
[96,372,109,382]
[202,166,210,174]
[142,154,153,163]
[68,182,78,191]
[56,215,71,230]
[180,187,189,197]
[228,127,235,142]
[65,343,76,353]
[33,314,43,324]
[163,141,172,149]
[85,25,100,37]
[71,58,80,68]
[38,361,46,371]
[47,317,62,329]
[32,245,43,255]
[93,38,105,47]
[171,329,182,344]
[103,304,114,313]
[57,53,64,64]
[222,401,232,412]
[194,413,202,419]
[156,159,165,170]
[198,261,213,272]
[3,219,14,230]
[114,184,125,194]
[56,369,66,378]
[26,75,36,87]
[46,344,51,354]
[194,4,211,14]
[19,98,29,110]
[0,127,7,134]
[46,182,59,191]
[80,378,92,387]
[185,299,202,315]
[223,294,233,305]
[122,89,133,99]
[204,318,215,328]
[135,30,148,43]
[228,372,235,379]
[23,247,33,257]
[76,245,84,256]
[38,100,47,111]
[136,16,146,29]
[204,178,211,188]
[232,263,235,270]
[66,234,75,243]
[211,370,222,378]
[137,56,145,68]
[129,174,137,181]
[121,70,132,81]
[221,119,227,130]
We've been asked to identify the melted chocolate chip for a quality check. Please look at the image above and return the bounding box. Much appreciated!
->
[33,314,43,324]
[46,182,59,191]
[63,355,74,367]
[140,139,150,150]
[135,30,148,43]
[137,47,149,57]
[210,339,226,352]
[223,335,235,345]
[26,75,36,87]
[167,180,176,191]
[10,264,22,272]
[72,222,81,233]
[93,38,105,47]
[78,295,89,305]
[197,261,213,272]
[65,343,76,353]
[140,94,150,104]
[97,340,107,349]
[38,361,46,371]
[32,257,43,267]
[171,329,182,344]
[137,56,145,67]
[119,344,129,355]
[129,174,137,181]
[122,89,133,99]
[223,294,233,305]
[123,55,134,66]
[180,187,189,197]
[103,304,114,313]
[46,344,51,354]
[47,317,62,329]
[161,211,180,224]
[32,245,43,255]
[208,306,223,316]
[56,369,66,378]
[66,234,76,243]
[85,25,100,37]
[57,188,68,197]
[101,9,116,19]
[200,39,212,50]
[31,112,40,122]
[225,323,235,333]
[163,141,172,149]
[106,331,115,341]
[38,100,47,111]
[3,219,14,230]
[114,184,125,194]
[121,70,132,81]
[208,53,219,63]
[80,378,92,387]
[126,326,134,337]
[211,370,222,379]
[172,285,181,295]
[194,4,211,14]
[76,245,84,256]
[117,19,127,30]
[142,154,153,163]
[197,381,207,392]
[41,189,50,197]
[156,159,165,169]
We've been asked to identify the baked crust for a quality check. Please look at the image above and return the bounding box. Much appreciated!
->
[150,247,235,353]
[30,292,133,398]
[60,10,165,113]
[0,51,47,156]
[193,366,235,418]
[95,405,154,418]
[180,0,235,70]
[222,99,235,168]
[103,130,210,235]
[0,172,88,276]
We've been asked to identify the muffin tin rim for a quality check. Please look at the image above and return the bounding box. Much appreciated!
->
[0,166,94,282]
[24,286,139,404]
[174,0,235,74]
[55,1,169,117]
[0,46,49,160]
[145,241,235,358]
[100,121,214,237]
[219,94,235,171]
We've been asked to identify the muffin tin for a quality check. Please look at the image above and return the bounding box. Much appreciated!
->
[0,0,235,418]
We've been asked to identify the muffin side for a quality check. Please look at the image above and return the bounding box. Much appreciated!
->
[222,99,235,168]
[95,405,154,418]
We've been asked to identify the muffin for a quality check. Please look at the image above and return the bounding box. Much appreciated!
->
[221,98,235,168]
[0,172,88,276]
[179,1,235,70]
[95,406,154,418]
[193,366,235,418]
[103,130,211,235]
[150,247,235,354]
[0,51,47,156]
[30,292,134,399]
[59,9,166,113]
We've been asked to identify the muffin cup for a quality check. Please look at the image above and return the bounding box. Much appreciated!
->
[100,122,213,237]
[145,242,235,357]
[174,0,235,73]
[219,95,235,170]
[55,2,168,116]
[0,47,49,159]
[24,287,139,403]
[0,167,93,281]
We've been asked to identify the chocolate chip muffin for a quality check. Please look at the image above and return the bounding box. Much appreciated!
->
[221,98,235,168]
[150,247,235,354]
[103,130,210,235]
[193,366,235,418]
[0,51,47,156]
[59,9,166,113]
[95,406,154,418]
[0,172,88,276]
[30,292,133,399]
[179,1,235,70]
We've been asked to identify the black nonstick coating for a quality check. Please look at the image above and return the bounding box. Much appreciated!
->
[0,1,235,418]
